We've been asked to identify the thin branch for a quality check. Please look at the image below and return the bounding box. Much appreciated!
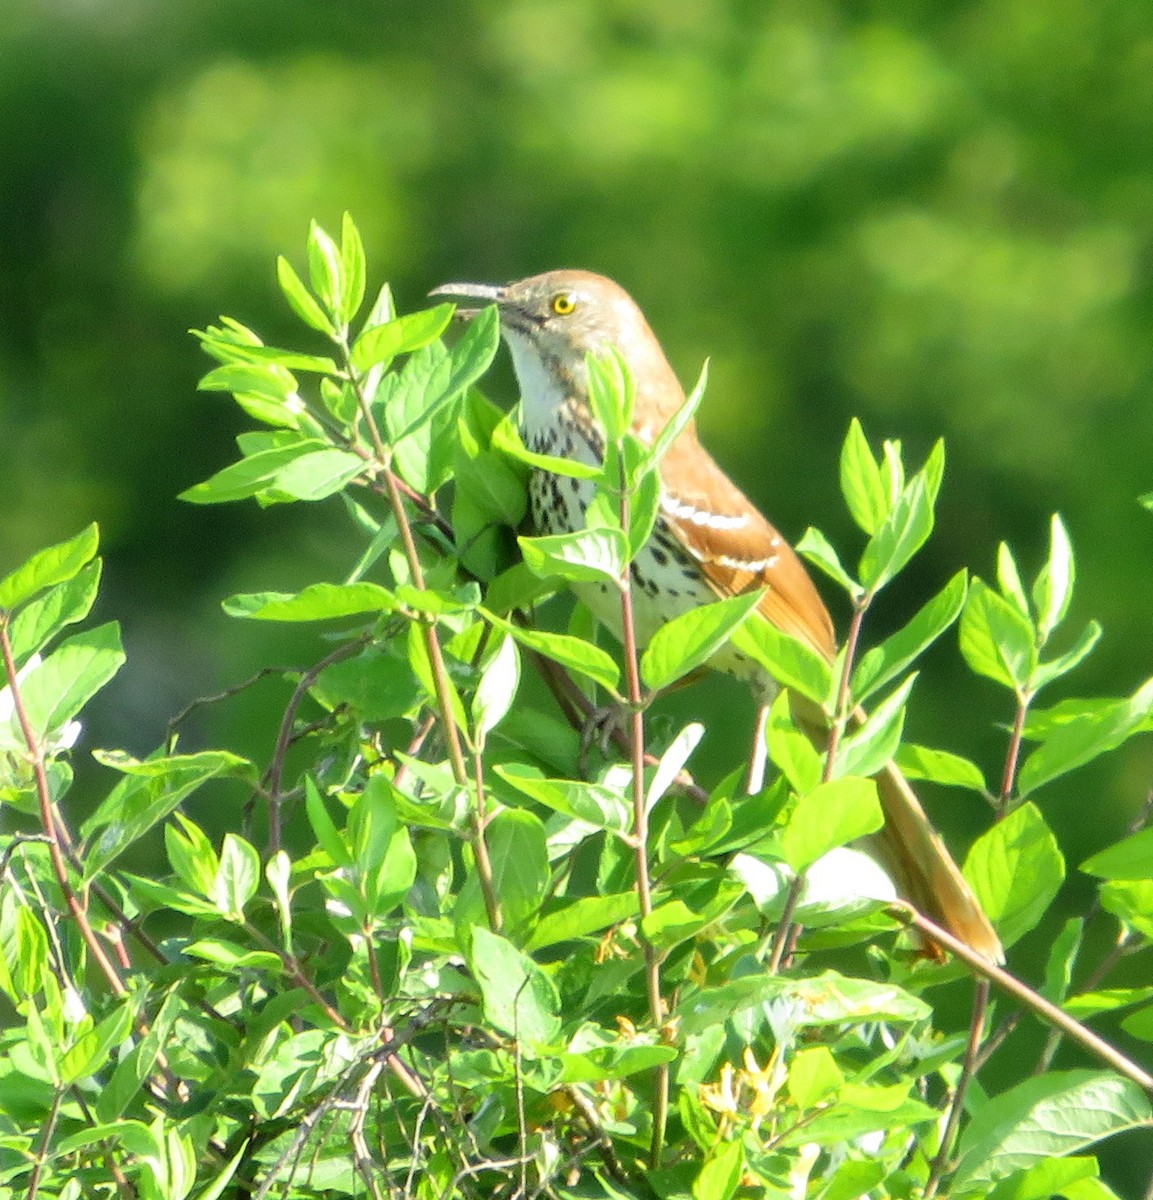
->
[894,902,1153,1094]
[263,634,371,852]
[0,621,127,998]
[925,979,990,1197]
[768,595,869,974]
[617,490,669,1170]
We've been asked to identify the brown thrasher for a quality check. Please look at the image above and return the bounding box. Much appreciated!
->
[431,270,1003,964]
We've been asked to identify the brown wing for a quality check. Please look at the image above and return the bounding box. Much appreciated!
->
[657,432,837,661]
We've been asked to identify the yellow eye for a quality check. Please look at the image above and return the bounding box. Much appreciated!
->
[551,292,577,316]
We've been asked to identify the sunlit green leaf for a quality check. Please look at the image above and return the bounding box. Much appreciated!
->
[351,304,454,371]
[1018,677,1153,795]
[835,675,915,779]
[519,527,628,586]
[959,577,1037,693]
[964,801,1064,947]
[483,610,620,693]
[494,764,630,833]
[641,590,763,691]
[839,418,887,536]
[1033,514,1075,643]
[223,580,395,621]
[276,254,333,335]
[859,474,934,592]
[894,742,987,792]
[953,1071,1151,1191]
[780,777,883,872]
[0,524,99,612]
[730,617,833,707]
[797,525,862,597]
[1080,827,1153,881]
[852,570,967,703]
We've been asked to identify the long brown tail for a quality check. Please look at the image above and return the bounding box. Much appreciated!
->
[789,696,1003,964]
[870,760,1003,964]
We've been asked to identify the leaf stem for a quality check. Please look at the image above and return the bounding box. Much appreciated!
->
[618,484,669,1169]
[337,338,500,930]
[768,594,870,973]
[0,619,127,998]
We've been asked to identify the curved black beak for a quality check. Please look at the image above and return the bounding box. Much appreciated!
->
[428,280,506,320]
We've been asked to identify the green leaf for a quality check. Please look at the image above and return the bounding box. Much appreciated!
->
[987,1157,1100,1200]
[179,441,326,505]
[678,970,930,1035]
[338,212,366,326]
[787,1045,844,1110]
[840,418,888,536]
[647,721,704,809]
[484,610,620,693]
[997,540,1031,619]
[386,306,501,447]
[198,361,295,401]
[894,742,987,792]
[306,219,342,313]
[1018,678,1153,795]
[8,560,101,666]
[1042,918,1083,1004]
[59,999,137,1084]
[268,447,364,501]
[266,852,293,944]
[224,343,339,374]
[351,304,454,371]
[586,347,634,442]
[692,1138,744,1200]
[1099,879,1153,941]
[964,801,1064,947]
[519,527,628,586]
[835,674,915,779]
[952,1070,1151,1191]
[276,254,333,335]
[81,749,254,878]
[1062,986,1153,1019]
[859,474,935,592]
[1080,827,1153,881]
[1033,514,1075,643]
[644,358,708,468]
[959,577,1038,694]
[305,777,352,869]
[525,892,640,952]
[483,809,550,940]
[223,581,395,622]
[797,526,862,597]
[780,777,883,872]
[640,590,764,691]
[851,570,967,703]
[494,765,630,833]
[468,926,561,1049]
[2,623,125,750]
[766,692,823,794]
[215,833,260,919]
[472,633,520,741]
[1032,620,1102,690]
[730,617,833,707]
[492,412,604,480]
[166,813,219,899]
[626,463,662,560]
[0,524,99,612]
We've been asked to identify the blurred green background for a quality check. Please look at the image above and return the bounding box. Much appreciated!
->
[3,0,1152,1178]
